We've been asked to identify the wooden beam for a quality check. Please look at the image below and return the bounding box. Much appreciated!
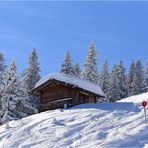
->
[79,91,89,96]
[76,91,79,103]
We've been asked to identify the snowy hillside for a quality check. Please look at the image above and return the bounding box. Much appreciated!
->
[0,93,148,148]
[119,92,148,104]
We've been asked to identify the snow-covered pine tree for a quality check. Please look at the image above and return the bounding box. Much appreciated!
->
[0,52,6,85]
[143,61,148,92]
[100,59,109,101]
[22,48,40,109]
[127,60,135,96]
[9,59,16,78]
[73,62,81,77]
[132,72,140,95]
[0,52,6,110]
[82,41,99,84]
[60,51,74,76]
[116,61,128,99]
[0,59,37,124]
[133,60,144,95]
[108,65,120,102]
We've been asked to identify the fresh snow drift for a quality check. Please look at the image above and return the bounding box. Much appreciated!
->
[0,92,148,147]
[119,91,148,104]
[34,73,104,97]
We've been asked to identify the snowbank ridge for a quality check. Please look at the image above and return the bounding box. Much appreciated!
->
[1,92,148,147]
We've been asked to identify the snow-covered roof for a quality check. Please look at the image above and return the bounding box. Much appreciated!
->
[34,73,104,97]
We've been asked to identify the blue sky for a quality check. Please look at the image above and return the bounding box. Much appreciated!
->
[0,1,148,76]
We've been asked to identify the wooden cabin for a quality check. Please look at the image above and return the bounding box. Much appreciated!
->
[33,73,105,112]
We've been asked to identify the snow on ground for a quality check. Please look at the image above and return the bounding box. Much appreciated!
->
[0,93,148,148]
[119,91,148,104]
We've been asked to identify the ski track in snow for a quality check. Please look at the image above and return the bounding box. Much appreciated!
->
[1,93,148,147]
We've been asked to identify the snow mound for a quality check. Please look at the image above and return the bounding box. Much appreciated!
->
[119,92,148,104]
[1,93,148,147]
[34,73,104,97]
[72,102,140,112]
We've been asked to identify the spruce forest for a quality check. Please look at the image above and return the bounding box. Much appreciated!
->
[0,41,147,124]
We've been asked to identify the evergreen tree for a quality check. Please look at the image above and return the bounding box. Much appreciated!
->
[116,61,128,99]
[133,60,144,95]
[100,59,109,101]
[143,61,148,92]
[82,41,99,84]
[9,59,16,78]
[0,60,36,124]
[73,62,81,77]
[22,48,40,109]
[127,60,135,96]
[132,72,140,95]
[0,52,6,110]
[108,65,120,102]
[0,52,6,86]
[60,51,74,76]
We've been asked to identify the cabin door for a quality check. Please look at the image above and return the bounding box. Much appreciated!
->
[78,93,88,104]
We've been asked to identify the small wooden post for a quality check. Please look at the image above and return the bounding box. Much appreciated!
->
[142,101,147,126]
[144,107,147,126]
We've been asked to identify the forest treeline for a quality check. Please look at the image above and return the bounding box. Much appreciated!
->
[60,41,148,102]
[0,42,147,123]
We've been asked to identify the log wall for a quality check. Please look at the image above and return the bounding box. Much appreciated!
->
[37,81,99,112]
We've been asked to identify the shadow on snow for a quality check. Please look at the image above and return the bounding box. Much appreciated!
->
[71,102,140,112]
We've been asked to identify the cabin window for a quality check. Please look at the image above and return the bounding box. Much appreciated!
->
[78,93,88,104]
